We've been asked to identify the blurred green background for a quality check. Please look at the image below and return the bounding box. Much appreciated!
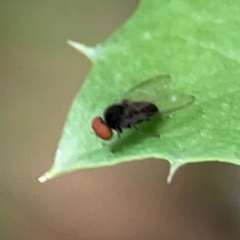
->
[1,1,240,239]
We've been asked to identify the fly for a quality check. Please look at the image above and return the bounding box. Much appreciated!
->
[91,75,195,140]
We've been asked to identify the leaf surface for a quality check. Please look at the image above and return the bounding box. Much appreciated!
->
[39,0,240,182]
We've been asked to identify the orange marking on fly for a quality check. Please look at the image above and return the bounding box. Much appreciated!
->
[91,116,113,140]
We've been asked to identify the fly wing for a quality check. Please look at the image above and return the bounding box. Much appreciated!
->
[155,91,195,117]
[118,75,195,116]
[119,75,171,102]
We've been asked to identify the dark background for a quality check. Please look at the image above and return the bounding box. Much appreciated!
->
[1,1,240,239]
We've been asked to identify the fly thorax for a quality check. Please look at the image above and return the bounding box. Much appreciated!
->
[104,104,125,130]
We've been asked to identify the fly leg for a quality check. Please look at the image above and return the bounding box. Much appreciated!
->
[132,125,160,138]
[117,131,121,139]
[159,111,171,120]
[162,115,171,120]
[109,129,123,153]
[116,127,123,139]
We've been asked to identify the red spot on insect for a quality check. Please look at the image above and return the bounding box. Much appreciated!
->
[91,117,113,140]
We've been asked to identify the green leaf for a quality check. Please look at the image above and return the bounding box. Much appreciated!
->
[39,0,240,182]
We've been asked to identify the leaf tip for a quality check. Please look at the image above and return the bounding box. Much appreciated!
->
[166,161,183,184]
[67,40,96,60]
[38,172,51,183]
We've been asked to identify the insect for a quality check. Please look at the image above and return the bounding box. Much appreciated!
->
[91,75,195,140]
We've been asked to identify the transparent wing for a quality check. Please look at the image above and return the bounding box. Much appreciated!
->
[156,91,195,116]
[117,75,195,116]
[119,75,171,102]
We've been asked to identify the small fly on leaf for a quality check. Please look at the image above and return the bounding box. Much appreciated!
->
[92,75,195,140]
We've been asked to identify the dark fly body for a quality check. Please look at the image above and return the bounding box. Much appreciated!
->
[104,100,159,135]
